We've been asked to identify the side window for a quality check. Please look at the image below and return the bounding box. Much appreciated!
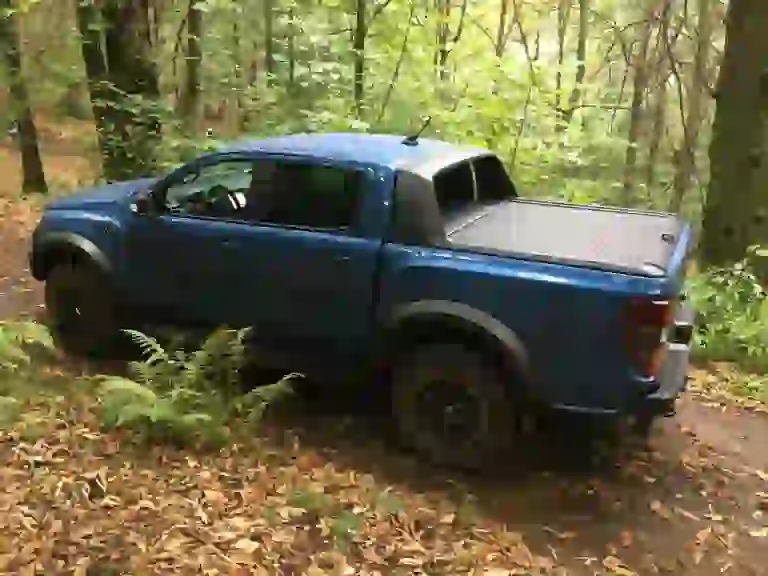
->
[163,159,254,219]
[244,161,362,231]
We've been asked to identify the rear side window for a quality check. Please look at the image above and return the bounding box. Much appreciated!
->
[433,161,475,217]
[472,155,517,201]
[244,161,363,231]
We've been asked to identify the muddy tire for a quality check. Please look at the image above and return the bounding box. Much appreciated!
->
[391,343,519,471]
[45,260,118,357]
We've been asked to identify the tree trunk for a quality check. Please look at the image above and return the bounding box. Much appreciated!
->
[287,6,295,90]
[645,78,668,189]
[0,0,47,194]
[555,0,570,112]
[494,0,509,57]
[621,19,654,204]
[645,0,672,190]
[263,0,275,85]
[75,0,162,182]
[556,0,588,129]
[701,0,768,266]
[435,0,450,81]
[353,0,365,117]
[179,0,203,134]
[669,0,712,213]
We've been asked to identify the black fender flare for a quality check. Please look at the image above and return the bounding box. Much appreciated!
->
[383,300,530,381]
[31,231,112,280]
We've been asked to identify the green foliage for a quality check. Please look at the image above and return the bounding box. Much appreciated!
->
[0,320,56,426]
[7,0,718,210]
[97,327,294,447]
[686,247,768,402]
[0,319,55,372]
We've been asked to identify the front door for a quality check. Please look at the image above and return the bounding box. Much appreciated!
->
[122,155,256,327]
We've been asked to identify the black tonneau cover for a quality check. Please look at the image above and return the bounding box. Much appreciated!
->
[447,199,685,277]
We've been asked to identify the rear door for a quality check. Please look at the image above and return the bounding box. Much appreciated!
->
[226,157,382,360]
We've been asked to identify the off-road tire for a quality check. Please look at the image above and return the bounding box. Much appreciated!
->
[45,260,118,357]
[391,343,519,471]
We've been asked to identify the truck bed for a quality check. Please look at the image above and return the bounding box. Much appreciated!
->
[447,199,686,277]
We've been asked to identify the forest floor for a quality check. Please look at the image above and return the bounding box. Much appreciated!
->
[1,126,768,575]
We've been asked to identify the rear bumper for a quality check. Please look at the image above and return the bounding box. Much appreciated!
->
[628,298,695,416]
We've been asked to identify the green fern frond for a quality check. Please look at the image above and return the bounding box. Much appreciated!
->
[123,329,168,364]
[99,376,159,404]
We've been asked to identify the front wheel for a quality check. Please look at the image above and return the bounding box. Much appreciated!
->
[391,343,519,471]
[45,260,118,357]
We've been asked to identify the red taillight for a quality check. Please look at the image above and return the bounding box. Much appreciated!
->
[623,298,673,378]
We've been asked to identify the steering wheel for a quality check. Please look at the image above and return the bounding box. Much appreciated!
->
[207,184,245,214]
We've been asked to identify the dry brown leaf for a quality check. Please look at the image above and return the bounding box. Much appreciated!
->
[650,500,673,520]
[619,530,634,548]
[602,555,637,575]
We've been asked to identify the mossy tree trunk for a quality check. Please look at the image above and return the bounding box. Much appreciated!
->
[701,0,768,267]
[74,0,162,182]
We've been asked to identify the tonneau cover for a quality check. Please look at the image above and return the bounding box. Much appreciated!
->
[447,199,686,277]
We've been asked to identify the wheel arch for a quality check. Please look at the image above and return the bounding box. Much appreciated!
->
[382,300,531,387]
[32,232,112,281]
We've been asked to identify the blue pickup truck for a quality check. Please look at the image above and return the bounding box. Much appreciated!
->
[30,132,694,468]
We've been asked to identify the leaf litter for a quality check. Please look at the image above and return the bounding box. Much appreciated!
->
[0,394,566,575]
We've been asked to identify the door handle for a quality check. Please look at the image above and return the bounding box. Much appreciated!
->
[335,255,350,262]
[221,240,239,249]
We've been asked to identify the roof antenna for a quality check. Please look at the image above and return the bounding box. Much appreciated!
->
[402,115,432,146]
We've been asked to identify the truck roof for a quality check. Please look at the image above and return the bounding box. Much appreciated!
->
[218,133,492,176]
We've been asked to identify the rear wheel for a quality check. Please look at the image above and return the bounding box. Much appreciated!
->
[391,343,519,470]
[45,260,118,357]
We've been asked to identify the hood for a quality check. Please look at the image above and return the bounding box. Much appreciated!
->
[45,177,160,211]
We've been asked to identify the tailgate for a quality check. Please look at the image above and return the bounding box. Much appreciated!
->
[448,199,693,279]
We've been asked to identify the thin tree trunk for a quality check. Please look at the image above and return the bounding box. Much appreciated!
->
[669,0,711,212]
[263,0,275,85]
[494,0,509,57]
[287,6,295,90]
[701,0,768,266]
[353,0,366,117]
[622,18,654,204]
[0,0,47,194]
[555,0,570,111]
[645,78,668,189]
[556,0,588,129]
[646,0,672,190]
[179,0,203,134]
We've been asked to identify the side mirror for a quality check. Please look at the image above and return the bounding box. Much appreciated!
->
[131,193,153,215]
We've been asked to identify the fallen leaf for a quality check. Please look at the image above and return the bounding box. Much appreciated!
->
[695,527,711,545]
[602,555,637,575]
[619,530,633,547]
[650,500,673,520]
[674,506,701,521]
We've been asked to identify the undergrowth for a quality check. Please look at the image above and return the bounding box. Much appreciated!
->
[686,246,768,403]
[0,321,294,444]
[0,320,56,425]
[97,328,295,447]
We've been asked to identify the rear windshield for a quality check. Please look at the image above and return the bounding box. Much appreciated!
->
[433,155,517,219]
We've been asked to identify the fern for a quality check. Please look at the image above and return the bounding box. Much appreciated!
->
[97,327,291,447]
[0,320,55,371]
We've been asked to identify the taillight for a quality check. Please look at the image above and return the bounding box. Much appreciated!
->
[623,298,673,378]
